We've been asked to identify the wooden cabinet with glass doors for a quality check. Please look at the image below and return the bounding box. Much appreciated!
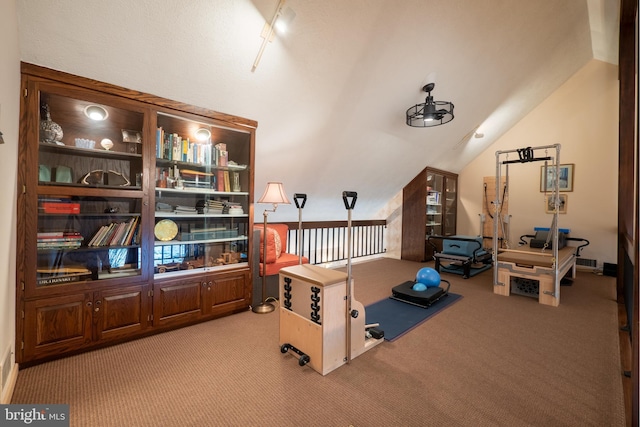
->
[401,167,458,262]
[151,112,252,325]
[16,63,255,364]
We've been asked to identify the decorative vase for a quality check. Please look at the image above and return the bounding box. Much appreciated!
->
[39,103,64,144]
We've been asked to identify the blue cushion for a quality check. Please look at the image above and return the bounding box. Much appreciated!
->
[442,236,483,257]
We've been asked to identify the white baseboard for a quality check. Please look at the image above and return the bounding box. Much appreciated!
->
[0,363,18,404]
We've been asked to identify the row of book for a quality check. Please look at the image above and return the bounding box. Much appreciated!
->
[87,217,140,247]
[156,127,229,165]
[37,230,84,249]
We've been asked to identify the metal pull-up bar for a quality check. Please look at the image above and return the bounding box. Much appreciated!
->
[498,144,559,164]
[501,147,552,164]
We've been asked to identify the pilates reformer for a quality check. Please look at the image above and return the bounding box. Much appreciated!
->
[427,235,492,279]
[492,144,588,306]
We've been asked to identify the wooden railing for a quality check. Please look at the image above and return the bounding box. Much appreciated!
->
[278,220,386,265]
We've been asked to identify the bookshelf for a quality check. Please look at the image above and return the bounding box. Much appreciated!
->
[16,63,255,364]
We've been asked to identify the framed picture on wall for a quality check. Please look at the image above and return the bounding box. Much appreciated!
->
[545,194,568,214]
[540,163,574,192]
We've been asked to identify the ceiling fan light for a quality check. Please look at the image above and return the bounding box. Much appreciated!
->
[406,83,454,128]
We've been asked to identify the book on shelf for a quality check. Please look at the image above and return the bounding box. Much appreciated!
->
[37,273,91,286]
[40,200,80,214]
[98,223,118,246]
[87,224,107,247]
[37,231,64,238]
[37,273,92,286]
[107,222,127,246]
[123,217,140,246]
[172,133,181,161]
[37,230,81,238]
[223,171,230,192]
[37,241,82,250]
[128,218,140,245]
[36,267,92,286]
[156,127,164,159]
[89,223,116,247]
[217,170,225,191]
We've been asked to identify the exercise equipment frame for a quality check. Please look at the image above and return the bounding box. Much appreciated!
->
[493,144,570,306]
[278,192,384,374]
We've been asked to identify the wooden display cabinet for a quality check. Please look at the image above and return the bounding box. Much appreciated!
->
[401,167,458,262]
[16,63,255,364]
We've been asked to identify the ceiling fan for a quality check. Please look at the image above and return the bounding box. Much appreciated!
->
[406,83,455,127]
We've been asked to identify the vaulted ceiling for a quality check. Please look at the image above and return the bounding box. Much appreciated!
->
[16,0,620,221]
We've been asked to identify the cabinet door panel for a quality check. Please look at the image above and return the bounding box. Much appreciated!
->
[153,279,203,327]
[213,274,244,304]
[23,293,92,362]
[153,112,251,282]
[206,271,249,315]
[95,285,149,341]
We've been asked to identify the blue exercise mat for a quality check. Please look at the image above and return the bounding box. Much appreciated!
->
[364,293,462,341]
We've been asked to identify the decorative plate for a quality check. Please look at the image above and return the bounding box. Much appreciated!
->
[154,219,178,241]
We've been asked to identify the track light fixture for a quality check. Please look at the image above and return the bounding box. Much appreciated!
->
[406,83,454,127]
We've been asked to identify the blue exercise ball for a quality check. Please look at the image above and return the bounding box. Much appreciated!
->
[416,267,440,287]
[412,282,427,292]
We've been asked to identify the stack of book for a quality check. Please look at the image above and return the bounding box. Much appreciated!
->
[88,217,140,247]
[37,230,84,250]
[207,200,225,214]
[174,205,197,214]
[223,202,244,215]
[156,202,173,212]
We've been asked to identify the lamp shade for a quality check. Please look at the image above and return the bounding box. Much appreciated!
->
[258,182,291,205]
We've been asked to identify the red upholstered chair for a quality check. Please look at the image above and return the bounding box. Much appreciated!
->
[252,223,309,307]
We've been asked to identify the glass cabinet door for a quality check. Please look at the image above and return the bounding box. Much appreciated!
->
[35,88,145,289]
[37,195,142,286]
[426,172,443,235]
[443,176,457,236]
[153,113,250,277]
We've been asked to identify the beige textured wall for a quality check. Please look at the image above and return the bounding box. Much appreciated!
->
[457,59,618,267]
[0,0,20,400]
